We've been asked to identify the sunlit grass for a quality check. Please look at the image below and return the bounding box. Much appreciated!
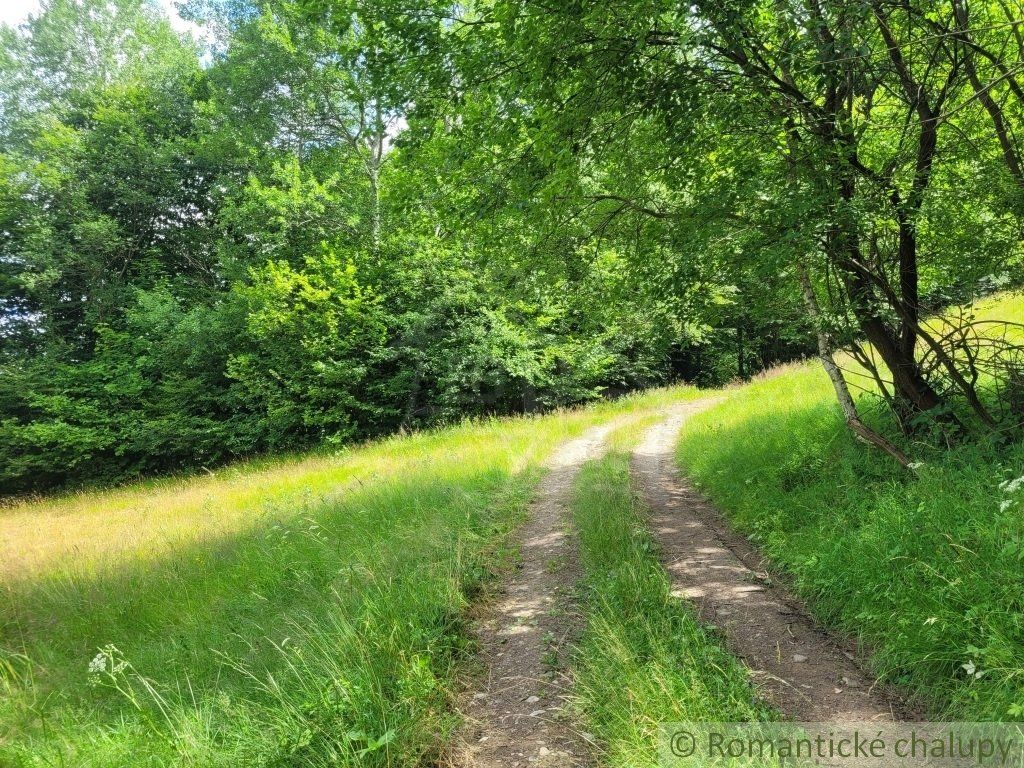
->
[0,388,693,579]
[970,290,1024,332]
[0,385,696,767]
[1,437,435,577]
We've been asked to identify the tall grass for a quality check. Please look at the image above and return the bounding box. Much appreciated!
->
[570,419,773,768]
[0,417,571,578]
[0,388,694,767]
[675,295,1024,720]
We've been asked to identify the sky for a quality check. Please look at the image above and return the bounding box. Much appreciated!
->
[0,0,202,36]
[0,0,43,28]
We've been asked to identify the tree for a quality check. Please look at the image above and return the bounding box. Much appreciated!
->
[424,0,1024,448]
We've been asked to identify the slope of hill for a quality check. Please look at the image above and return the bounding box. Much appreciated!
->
[675,291,1024,719]
[2,293,1020,766]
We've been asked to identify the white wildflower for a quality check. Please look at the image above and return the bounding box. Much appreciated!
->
[1001,499,1016,513]
[88,651,107,675]
[908,461,925,470]
[999,475,1024,495]
[962,661,984,679]
[88,645,128,677]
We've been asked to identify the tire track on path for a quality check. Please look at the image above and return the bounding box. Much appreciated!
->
[632,403,911,722]
[455,419,621,767]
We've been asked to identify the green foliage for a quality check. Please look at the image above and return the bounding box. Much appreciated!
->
[0,0,697,493]
[0,288,246,491]
[437,0,1024,429]
[3,0,1020,493]
[229,249,387,446]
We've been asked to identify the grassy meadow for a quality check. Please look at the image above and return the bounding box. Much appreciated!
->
[0,387,694,767]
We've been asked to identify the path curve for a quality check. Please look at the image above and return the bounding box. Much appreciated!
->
[456,420,620,767]
[632,403,910,721]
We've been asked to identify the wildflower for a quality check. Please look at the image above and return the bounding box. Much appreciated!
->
[88,651,107,675]
[999,475,1024,495]
[962,661,984,679]
[87,645,128,677]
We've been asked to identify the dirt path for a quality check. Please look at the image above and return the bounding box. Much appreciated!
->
[455,421,620,767]
[632,403,911,721]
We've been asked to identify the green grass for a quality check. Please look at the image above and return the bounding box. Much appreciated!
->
[0,387,694,767]
[569,428,774,768]
[675,317,1024,720]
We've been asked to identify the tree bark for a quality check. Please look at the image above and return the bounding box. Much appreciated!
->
[828,158,945,416]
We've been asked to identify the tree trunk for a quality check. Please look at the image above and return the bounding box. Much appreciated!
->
[826,135,945,417]
[799,265,912,468]
[737,324,745,379]
[830,213,944,415]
